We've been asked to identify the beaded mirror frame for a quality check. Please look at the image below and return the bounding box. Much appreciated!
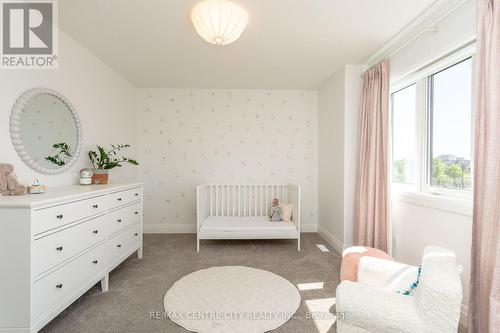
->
[9,87,83,175]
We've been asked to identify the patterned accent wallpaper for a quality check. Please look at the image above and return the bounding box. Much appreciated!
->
[137,89,318,231]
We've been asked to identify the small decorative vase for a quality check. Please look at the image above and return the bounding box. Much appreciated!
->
[79,168,93,185]
[91,169,109,185]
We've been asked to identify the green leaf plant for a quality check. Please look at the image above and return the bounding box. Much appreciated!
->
[88,144,139,170]
[45,143,73,166]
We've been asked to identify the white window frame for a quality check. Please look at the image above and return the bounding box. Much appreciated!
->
[390,83,418,194]
[390,45,475,204]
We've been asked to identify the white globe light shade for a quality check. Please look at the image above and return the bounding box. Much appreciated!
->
[191,0,248,45]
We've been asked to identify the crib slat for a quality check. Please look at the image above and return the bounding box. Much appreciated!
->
[219,185,222,216]
[243,185,246,216]
[210,185,213,216]
[250,185,253,216]
[248,185,253,216]
[265,185,268,215]
[238,185,241,217]
[250,186,253,216]
[216,185,219,216]
[252,185,255,216]
[227,186,229,216]
[251,185,253,216]
[249,185,252,216]
[221,185,225,216]
[260,185,263,216]
[255,185,258,216]
[232,185,235,216]
[247,185,253,216]
[249,185,251,216]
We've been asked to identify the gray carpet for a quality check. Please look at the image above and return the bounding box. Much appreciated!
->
[41,233,340,333]
[41,233,466,333]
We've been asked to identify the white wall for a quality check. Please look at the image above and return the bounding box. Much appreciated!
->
[136,89,318,233]
[391,198,472,321]
[388,0,475,321]
[318,65,363,251]
[318,67,345,247]
[0,31,138,186]
[343,65,363,248]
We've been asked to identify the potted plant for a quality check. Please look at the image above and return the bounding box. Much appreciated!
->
[88,144,138,184]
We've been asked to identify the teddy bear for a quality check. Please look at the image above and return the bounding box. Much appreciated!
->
[0,163,27,196]
[268,198,282,222]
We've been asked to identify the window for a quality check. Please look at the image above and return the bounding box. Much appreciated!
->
[429,59,472,191]
[391,54,473,198]
[391,84,416,185]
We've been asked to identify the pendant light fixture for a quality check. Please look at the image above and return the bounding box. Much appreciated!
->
[191,0,248,46]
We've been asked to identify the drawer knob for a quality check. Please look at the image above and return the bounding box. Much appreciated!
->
[117,198,122,201]
[134,193,139,196]
[134,211,139,215]
[117,244,122,248]
[56,246,63,251]
[93,260,98,264]
[56,284,63,289]
[134,233,138,236]
[93,204,99,208]
[93,230,98,234]
[56,214,63,219]
[117,219,122,223]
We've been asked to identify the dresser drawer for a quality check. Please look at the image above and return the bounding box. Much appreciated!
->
[32,195,108,235]
[32,242,107,320]
[107,202,142,236]
[108,187,142,209]
[32,215,107,277]
[107,223,141,266]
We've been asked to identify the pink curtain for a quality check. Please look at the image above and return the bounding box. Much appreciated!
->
[468,1,500,332]
[355,59,390,252]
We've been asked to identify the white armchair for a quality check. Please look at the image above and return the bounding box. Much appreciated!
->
[336,246,463,333]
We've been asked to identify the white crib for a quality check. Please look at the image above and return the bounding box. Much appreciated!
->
[196,183,301,252]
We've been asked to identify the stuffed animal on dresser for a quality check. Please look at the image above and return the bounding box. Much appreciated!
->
[268,198,282,222]
[0,163,27,196]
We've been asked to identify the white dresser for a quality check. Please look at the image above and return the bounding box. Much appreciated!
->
[0,182,143,333]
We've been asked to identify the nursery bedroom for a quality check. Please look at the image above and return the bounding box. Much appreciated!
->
[0,0,498,332]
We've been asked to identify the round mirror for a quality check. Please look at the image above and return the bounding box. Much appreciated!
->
[10,88,82,174]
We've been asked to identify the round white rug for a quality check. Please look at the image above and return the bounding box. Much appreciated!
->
[164,266,301,333]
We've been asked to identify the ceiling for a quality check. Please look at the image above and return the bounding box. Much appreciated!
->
[59,0,435,89]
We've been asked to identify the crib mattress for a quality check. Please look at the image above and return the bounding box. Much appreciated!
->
[199,216,298,239]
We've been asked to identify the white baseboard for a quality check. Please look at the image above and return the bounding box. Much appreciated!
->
[143,224,196,233]
[144,223,318,234]
[318,225,344,254]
